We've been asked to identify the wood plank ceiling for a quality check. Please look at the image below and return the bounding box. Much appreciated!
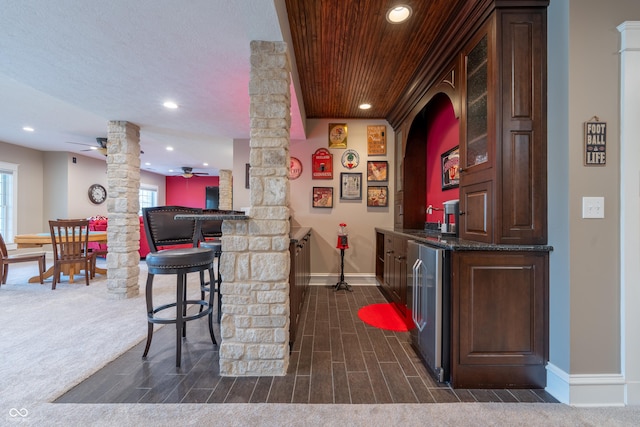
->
[284,0,476,122]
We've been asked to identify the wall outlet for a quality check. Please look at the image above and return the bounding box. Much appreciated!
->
[582,196,605,219]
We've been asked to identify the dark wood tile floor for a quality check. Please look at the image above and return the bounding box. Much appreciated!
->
[55,285,558,404]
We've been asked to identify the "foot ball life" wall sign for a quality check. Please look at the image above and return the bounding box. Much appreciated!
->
[584,117,606,166]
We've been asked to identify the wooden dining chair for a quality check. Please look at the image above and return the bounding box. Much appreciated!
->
[48,219,92,289]
[0,232,46,286]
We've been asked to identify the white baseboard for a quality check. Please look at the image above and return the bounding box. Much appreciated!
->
[310,273,377,286]
[546,362,626,406]
[625,381,640,405]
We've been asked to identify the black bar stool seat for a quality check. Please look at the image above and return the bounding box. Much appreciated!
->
[146,246,214,271]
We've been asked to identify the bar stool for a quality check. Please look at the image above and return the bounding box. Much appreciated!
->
[198,219,223,322]
[141,206,216,367]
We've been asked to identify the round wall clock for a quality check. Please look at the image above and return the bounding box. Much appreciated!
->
[341,149,360,169]
[88,184,107,204]
[290,157,303,180]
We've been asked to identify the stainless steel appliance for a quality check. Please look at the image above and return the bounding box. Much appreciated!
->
[442,199,459,236]
[407,240,450,383]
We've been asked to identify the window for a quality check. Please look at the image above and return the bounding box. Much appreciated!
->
[139,185,158,215]
[0,162,18,243]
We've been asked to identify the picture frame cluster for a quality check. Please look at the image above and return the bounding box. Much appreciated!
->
[308,124,389,208]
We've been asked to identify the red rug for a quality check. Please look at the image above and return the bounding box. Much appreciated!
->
[357,303,414,332]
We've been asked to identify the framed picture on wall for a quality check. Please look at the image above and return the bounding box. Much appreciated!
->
[340,172,362,200]
[328,123,348,148]
[367,125,387,155]
[441,146,460,190]
[367,161,388,182]
[312,187,333,208]
[367,186,388,207]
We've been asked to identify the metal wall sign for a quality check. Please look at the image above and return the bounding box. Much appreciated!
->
[584,116,606,166]
[312,148,333,179]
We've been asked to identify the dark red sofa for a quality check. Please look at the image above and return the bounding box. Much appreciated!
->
[88,216,151,259]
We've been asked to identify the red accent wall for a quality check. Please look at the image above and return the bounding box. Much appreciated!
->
[165,175,219,208]
[425,95,459,223]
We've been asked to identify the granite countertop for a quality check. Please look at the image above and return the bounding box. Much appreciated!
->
[174,210,249,221]
[290,227,311,243]
[375,227,553,252]
[175,212,309,243]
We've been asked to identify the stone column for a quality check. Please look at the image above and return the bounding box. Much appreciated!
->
[105,120,141,299]
[218,169,233,210]
[219,41,291,376]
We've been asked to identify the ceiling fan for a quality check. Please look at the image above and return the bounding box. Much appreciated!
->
[66,137,108,155]
[178,166,209,178]
[65,137,144,156]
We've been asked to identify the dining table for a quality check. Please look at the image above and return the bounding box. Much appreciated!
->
[14,231,108,283]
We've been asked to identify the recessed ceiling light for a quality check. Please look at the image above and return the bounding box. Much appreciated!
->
[203,163,208,166]
[145,162,151,166]
[166,146,174,151]
[359,103,372,110]
[23,126,34,132]
[386,5,412,23]
[163,101,178,109]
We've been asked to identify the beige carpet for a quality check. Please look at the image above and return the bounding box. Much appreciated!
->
[1,258,639,426]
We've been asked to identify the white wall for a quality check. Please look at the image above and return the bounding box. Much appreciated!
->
[547,0,571,379]
[141,169,166,207]
[234,119,394,279]
[42,152,165,223]
[1,141,165,235]
[0,141,44,235]
[546,0,640,406]
[232,138,251,210]
[290,119,394,280]
[66,152,108,219]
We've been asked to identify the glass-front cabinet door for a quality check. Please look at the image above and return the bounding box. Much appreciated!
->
[464,34,489,170]
[459,22,494,244]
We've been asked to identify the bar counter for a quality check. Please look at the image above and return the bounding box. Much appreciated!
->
[375,227,553,252]
[174,210,249,221]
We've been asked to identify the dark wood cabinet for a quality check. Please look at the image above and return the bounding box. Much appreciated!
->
[392,236,407,306]
[375,231,384,285]
[378,231,408,309]
[376,227,551,388]
[289,229,311,347]
[382,0,550,390]
[382,234,396,303]
[459,6,547,245]
[451,250,548,388]
[459,180,493,242]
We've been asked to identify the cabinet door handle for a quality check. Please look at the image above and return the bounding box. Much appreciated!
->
[396,255,405,261]
[459,211,466,216]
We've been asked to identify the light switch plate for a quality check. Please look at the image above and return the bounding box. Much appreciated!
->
[582,196,604,218]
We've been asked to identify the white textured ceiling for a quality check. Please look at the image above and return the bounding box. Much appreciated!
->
[0,0,304,176]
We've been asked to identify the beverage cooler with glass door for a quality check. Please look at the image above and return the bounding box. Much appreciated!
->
[407,240,451,383]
